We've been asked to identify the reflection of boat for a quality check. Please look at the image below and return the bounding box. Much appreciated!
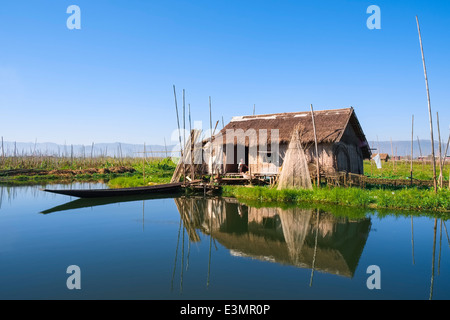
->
[42,182,183,198]
[41,192,181,214]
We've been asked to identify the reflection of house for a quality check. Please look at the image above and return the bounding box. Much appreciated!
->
[208,107,371,175]
[174,197,371,278]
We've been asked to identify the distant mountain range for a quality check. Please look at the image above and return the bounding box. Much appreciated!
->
[367,140,448,158]
[0,141,177,158]
[0,140,447,158]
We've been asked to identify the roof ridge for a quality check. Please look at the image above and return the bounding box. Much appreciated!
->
[236,107,353,119]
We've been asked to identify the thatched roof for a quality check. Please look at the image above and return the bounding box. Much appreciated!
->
[372,153,390,161]
[217,107,371,158]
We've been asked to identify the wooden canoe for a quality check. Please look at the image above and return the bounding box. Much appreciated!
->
[43,182,183,198]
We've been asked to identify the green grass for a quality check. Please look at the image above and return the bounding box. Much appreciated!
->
[107,157,176,188]
[0,156,177,187]
[364,159,449,181]
[222,185,450,213]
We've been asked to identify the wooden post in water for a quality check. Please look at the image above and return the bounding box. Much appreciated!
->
[310,104,320,187]
[416,15,437,192]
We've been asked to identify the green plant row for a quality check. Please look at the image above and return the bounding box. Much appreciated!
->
[221,185,450,213]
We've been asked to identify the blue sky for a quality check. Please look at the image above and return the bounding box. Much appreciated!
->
[0,0,449,146]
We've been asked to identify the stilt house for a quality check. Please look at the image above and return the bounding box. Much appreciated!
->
[208,107,371,177]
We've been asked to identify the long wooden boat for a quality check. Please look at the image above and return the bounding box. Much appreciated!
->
[43,182,183,198]
[41,192,181,214]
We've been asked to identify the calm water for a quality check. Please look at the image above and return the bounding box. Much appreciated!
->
[0,183,449,300]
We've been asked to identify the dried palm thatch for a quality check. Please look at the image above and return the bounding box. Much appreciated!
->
[277,125,313,190]
[217,107,371,159]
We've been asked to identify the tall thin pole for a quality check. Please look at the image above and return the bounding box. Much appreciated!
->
[173,85,184,183]
[1,136,4,164]
[143,142,146,183]
[390,137,395,172]
[416,15,437,192]
[183,89,186,184]
[417,136,424,170]
[436,112,443,188]
[310,104,320,187]
[189,103,194,181]
[410,115,414,186]
[209,96,213,182]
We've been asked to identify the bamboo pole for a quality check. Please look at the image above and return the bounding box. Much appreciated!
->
[390,137,395,172]
[442,131,450,169]
[410,115,414,186]
[183,89,186,184]
[209,96,213,183]
[143,142,146,183]
[310,104,320,187]
[1,136,4,165]
[417,136,424,170]
[436,112,443,188]
[416,15,437,192]
[188,103,194,181]
[173,85,185,183]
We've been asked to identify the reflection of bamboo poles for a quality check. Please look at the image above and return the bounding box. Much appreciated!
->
[429,218,437,300]
[438,220,442,275]
[411,216,415,265]
[443,221,450,248]
[181,222,185,293]
[171,217,183,292]
[207,202,214,288]
[174,198,201,242]
[309,209,320,287]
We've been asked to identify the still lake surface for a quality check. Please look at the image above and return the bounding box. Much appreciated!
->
[0,183,449,300]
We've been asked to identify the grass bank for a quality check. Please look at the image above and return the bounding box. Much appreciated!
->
[363,159,449,181]
[222,185,450,213]
[0,156,176,187]
[107,157,176,188]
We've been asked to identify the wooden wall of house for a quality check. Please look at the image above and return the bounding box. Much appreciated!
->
[335,124,364,174]
[218,122,365,176]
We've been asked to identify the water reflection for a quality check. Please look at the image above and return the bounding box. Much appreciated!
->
[41,194,372,279]
[174,197,371,279]
[36,190,450,299]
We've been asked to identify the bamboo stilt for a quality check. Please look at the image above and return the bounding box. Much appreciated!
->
[437,112,443,188]
[410,115,414,186]
[310,104,320,187]
[416,15,437,192]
